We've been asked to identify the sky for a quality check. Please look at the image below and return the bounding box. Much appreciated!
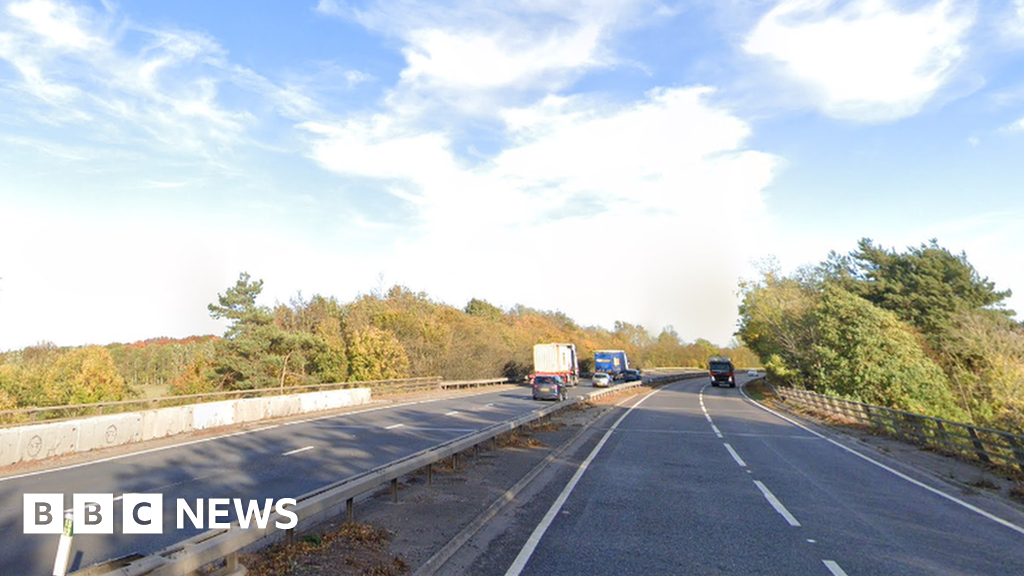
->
[1,0,1024,352]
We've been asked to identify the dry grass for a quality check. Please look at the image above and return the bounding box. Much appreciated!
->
[241,522,408,576]
[495,429,545,449]
[527,419,565,433]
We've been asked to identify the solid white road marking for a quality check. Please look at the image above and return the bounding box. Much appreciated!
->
[823,560,849,576]
[738,385,1024,537]
[724,443,747,467]
[282,446,315,456]
[754,480,801,526]
[503,387,664,576]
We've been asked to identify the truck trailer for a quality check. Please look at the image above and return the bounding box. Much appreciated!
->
[532,343,580,386]
[594,350,629,380]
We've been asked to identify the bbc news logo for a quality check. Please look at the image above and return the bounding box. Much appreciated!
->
[24,494,298,534]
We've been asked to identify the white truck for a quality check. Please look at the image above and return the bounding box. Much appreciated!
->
[532,343,580,387]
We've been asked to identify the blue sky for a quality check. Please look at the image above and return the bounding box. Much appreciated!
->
[1,0,1023,351]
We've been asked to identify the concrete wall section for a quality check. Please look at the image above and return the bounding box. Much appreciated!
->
[77,414,143,453]
[141,406,194,441]
[16,421,80,463]
[192,400,237,431]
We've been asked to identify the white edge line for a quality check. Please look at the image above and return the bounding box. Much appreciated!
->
[0,392,498,484]
[724,443,747,468]
[823,560,849,576]
[754,480,801,527]
[739,384,1024,537]
[282,446,315,456]
[503,386,664,576]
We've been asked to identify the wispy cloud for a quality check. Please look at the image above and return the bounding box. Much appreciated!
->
[744,0,975,122]
[317,0,666,116]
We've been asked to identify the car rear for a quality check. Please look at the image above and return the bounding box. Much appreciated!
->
[532,375,566,401]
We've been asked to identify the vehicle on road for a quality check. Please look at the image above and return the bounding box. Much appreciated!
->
[708,355,736,387]
[592,372,612,387]
[594,349,629,380]
[622,369,642,382]
[747,369,758,377]
[532,375,568,401]
[533,343,580,386]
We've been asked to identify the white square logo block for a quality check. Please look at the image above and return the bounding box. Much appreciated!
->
[122,493,163,534]
[74,493,114,534]
[23,494,64,534]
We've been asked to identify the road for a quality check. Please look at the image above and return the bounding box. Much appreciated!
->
[498,374,1024,576]
[0,380,603,576]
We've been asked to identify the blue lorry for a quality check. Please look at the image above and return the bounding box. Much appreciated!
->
[594,350,629,380]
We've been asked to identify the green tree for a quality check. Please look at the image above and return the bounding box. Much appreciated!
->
[347,326,410,381]
[809,285,962,418]
[824,239,1012,340]
[208,272,271,338]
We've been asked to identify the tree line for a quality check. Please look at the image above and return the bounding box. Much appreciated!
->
[0,274,756,409]
[738,238,1024,431]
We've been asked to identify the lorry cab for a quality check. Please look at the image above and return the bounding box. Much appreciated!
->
[708,356,736,388]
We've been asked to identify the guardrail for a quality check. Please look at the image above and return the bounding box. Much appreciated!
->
[0,377,518,427]
[772,386,1024,474]
[75,370,706,576]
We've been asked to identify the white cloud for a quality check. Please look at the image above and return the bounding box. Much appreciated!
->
[318,0,665,115]
[301,86,778,344]
[0,0,291,160]
[744,0,975,122]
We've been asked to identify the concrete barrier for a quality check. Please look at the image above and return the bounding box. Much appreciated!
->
[17,421,79,462]
[141,406,193,441]
[0,388,372,468]
[232,397,268,425]
[0,428,20,467]
[77,414,143,453]
[192,400,236,430]
[266,396,301,419]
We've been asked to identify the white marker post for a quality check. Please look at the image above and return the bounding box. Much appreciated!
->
[52,511,73,576]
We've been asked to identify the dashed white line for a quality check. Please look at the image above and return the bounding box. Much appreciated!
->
[753,480,801,527]
[282,446,315,456]
[445,411,460,416]
[385,423,405,430]
[711,424,723,438]
[724,443,747,468]
[823,560,849,576]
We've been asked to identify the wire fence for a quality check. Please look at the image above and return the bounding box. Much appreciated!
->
[772,385,1024,474]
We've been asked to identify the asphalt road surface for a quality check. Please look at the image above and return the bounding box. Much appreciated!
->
[500,375,1024,576]
[0,381,600,576]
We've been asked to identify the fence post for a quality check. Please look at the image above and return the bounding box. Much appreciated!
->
[1005,434,1024,474]
[968,427,992,464]
[934,420,953,455]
